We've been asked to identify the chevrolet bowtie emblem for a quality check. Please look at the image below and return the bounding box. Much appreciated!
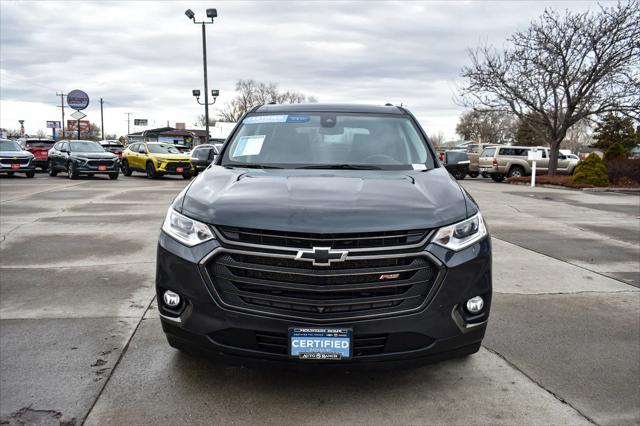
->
[295,247,348,267]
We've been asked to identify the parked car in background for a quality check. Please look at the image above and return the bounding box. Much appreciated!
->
[0,139,35,178]
[190,144,220,174]
[121,142,194,179]
[478,146,578,182]
[100,140,125,159]
[48,140,119,180]
[465,143,498,178]
[442,150,470,180]
[22,139,55,171]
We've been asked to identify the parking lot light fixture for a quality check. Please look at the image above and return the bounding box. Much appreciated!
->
[185,8,218,144]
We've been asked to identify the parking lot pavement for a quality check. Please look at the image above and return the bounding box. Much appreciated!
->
[461,179,640,426]
[1,175,639,425]
[0,174,186,425]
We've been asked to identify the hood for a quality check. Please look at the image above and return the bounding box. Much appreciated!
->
[71,152,116,159]
[0,151,32,158]
[152,153,189,161]
[180,167,474,234]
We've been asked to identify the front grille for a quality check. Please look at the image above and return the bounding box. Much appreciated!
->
[205,250,438,320]
[87,159,115,167]
[1,158,29,165]
[208,329,435,358]
[165,162,190,172]
[218,226,429,250]
[255,331,389,356]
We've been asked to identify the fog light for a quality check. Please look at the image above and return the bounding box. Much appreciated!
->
[163,290,181,308]
[465,296,484,314]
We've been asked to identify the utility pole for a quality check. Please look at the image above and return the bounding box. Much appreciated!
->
[56,92,66,138]
[100,98,105,140]
[125,112,132,137]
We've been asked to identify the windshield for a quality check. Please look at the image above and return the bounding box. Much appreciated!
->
[26,140,54,148]
[147,144,181,154]
[221,113,434,170]
[70,141,106,153]
[0,140,21,151]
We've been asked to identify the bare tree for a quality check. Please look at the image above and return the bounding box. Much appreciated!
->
[460,2,639,174]
[456,110,517,144]
[216,79,317,122]
[429,131,445,146]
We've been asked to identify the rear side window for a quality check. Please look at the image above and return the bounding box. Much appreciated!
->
[466,144,480,154]
[480,147,496,157]
[499,148,529,156]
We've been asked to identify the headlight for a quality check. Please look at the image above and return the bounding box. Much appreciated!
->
[162,208,214,246]
[432,213,487,251]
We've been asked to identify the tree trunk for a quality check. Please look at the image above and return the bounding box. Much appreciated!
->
[548,141,561,176]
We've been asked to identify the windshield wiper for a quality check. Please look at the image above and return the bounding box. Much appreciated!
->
[296,164,381,170]
[226,163,283,169]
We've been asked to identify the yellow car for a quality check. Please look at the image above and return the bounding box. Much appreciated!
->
[121,142,194,179]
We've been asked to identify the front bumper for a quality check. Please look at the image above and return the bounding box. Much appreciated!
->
[73,159,119,174]
[156,161,194,175]
[1,162,35,173]
[156,230,492,367]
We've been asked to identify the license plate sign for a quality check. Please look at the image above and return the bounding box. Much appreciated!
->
[176,167,184,173]
[10,163,20,169]
[98,165,107,171]
[289,328,352,360]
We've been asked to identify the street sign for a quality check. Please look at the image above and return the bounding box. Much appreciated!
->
[46,121,61,129]
[134,119,148,126]
[67,89,90,110]
[71,111,87,120]
[67,120,90,132]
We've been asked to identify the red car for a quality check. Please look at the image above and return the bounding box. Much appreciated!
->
[99,140,125,159]
[22,139,55,171]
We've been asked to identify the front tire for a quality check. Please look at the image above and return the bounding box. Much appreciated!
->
[48,160,58,177]
[109,172,119,180]
[121,160,132,176]
[26,171,35,178]
[67,162,78,180]
[182,172,193,180]
[468,172,479,178]
[491,174,505,183]
[146,161,157,179]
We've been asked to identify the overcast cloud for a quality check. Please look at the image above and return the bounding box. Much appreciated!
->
[0,0,596,138]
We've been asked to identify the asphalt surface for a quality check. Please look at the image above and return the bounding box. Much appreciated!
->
[0,173,638,425]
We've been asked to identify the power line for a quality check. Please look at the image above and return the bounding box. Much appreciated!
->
[124,112,133,136]
[56,92,67,139]
[100,98,104,140]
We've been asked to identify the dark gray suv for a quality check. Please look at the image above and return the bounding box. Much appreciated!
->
[156,104,491,367]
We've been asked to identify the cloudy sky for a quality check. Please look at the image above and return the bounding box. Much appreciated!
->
[1,0,596,139]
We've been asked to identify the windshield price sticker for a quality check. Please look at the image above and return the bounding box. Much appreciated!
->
[233,135,265,157]
[244,115,288,124]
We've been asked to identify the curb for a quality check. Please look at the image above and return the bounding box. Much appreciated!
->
[508,181,640,194]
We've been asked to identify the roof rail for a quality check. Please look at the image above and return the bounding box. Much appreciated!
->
[248,104,262,113]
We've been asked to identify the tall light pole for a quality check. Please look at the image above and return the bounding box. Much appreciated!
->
[185,8,217,144]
